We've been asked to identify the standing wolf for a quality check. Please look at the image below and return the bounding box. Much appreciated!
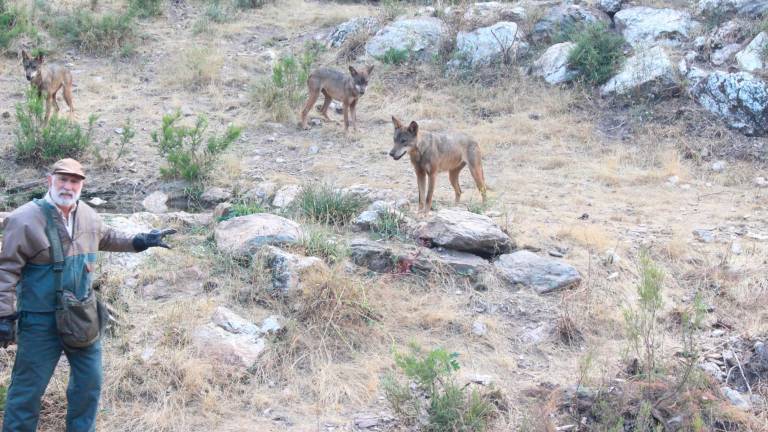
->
[300,65,374,132]
[389,117,488,214]
[21,49,75,122]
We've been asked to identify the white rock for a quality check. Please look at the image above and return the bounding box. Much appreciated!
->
[192,324,265,369]
[272,184,300,208]
[712,160,727,172]
[88,197,107,207]
[597,0,622,14]
[532,4,610,44]
[365,17,448,61]
[494,250,581,294]
[416,208,514,257]
[532,42,578,85]
[710,43,742,66]
[697,0,768,17]
[327,17,379,48]
[600,45,680,99]
[472,320,488,336]
[214,214,302,256]
[451,22,528,69]
[614,7,701,48]
[462,2,527,27]
[691,71,768,136]
[211,306,261,336]
[735,32,768,72]
[142,191,169,214]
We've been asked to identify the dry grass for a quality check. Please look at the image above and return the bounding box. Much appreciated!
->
[557,224,615,252]
[166,45,224,89]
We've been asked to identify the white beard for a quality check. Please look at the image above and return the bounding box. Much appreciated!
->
[49,186,80,207]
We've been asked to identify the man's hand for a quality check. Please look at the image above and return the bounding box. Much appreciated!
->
[0,314,18,348]
[132,228,178,252]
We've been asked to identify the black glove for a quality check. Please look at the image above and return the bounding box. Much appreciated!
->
[0,314,18,348]
[132,228,177,252]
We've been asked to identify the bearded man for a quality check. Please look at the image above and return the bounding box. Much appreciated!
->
[0,158,176,432]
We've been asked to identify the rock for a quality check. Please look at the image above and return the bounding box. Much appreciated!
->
[416,208,514,257]
[99,214,155,273]
[214,214,302,256]
[262,246,328,296]
[213,202,234,221]
[201,187,232,205]
[351,201,406,231]
[532,4,610,44]
[494,250,581,294]
[710,43,742,66]
[430,248,491,277]
[707,20,750,50]
[327,16,380,48]
[460,2,527,28]
[88,197,107,207]
[614,7,701,48]
[211,306,262,335]
[155,211,212,228]
[597,0,622,15]
[735,32,768,72]
[755,177,768,187]
[600,45,680,99]
[697,0,768,17]
[192,324,265,369]
[712,160,727,172]
[693,229,715,243]
[472,320,488,336]
[451,22,528,69]
[260,315,285,334]
[354,415,380,429]
[244,181,278,203]
[731,242,742,255]
[142,191,169,214]
[700,361,725,380]
[365,17,449,61]
[721,387,751,410]
[532,42,578,85]
[140,266,206,300]
[691,71,768,136]
[307,145,319,155]
[272,184,300,208]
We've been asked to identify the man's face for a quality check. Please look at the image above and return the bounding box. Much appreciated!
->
[47,173,84,207]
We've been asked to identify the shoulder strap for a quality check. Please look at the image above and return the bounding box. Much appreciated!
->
[34,199,65,309]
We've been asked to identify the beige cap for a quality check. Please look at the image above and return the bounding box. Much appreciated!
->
[51,158,86,179]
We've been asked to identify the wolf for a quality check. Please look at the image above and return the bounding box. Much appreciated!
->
[21,50,74,122]
[299,65,374,132]
[389,116,487,214]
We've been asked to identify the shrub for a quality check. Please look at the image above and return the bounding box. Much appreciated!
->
[382,345,499,431]
[251,42,324,122]
[151,111,242,182]
[294,183,367,226]
[93,119,135,167]
[217,200,266,222]
[204,0,234,23]
[233,0,273,9]
[370,210,406,240]
[128,0,163,18]
[47,9,137,56]
[176,46,223,87]
[567,23,625,86]
[0,1,34,52]
[14,90,94,165]
[376,47,410,65]
[380,0,405,21]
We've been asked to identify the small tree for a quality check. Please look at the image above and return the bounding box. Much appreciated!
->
[567,23,625,86]
[151,111,241,183]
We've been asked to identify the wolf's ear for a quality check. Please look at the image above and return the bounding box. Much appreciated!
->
[408,121,418,135]
[366,64,374,75]
[348,66,358,77]
[392,116,403,129]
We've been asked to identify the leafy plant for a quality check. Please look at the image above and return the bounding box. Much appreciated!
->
[14,89,94,165]
[567,23,625,86]
[294,183,367,226]
[376,47,410,65]
[151,111,241,183]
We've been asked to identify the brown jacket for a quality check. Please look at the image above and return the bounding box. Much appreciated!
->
[0,200,136,316]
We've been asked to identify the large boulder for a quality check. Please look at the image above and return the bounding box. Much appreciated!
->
[711,43,742,66]
[192,324,265,369]
[494,250,581,294]
[597,0,623,15]
[707,20,751,50]
[415,208,514,257]
[531,4,610,44]
[532,42,578,85]
[459,2,527,28]
[328,17,380,48]
[691,71,768,137]
[99,213,155,273]
[141,191,169,214]
[214,214,301,256]
[735,32,768,72]
[697,0,768,17]
[451,22,529,68]
[211,306,262,335]
[272,184,300,208]
[261,246,328,296]
[614,7,701,48]
[365,17,449,61]
[600,45,680,99]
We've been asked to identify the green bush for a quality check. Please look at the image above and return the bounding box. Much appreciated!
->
[93,119,135,167]
[382,345,498,431]
[233,0,272,10]
[371,210,406,240]
[294,183,367,226]
[151,111,242,182]
[567,23,625,86]
[251,41,324,122]
[0,1,34,51]
[204,0,235,23]
[376,47,410,65]
[128,0,163,18]
[14,90,94,165]
[47,9,137,56]
[623,250,664,382]
[217,200,266,222]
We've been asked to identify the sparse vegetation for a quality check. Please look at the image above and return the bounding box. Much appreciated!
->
[251,41,324,122]
[380,0,405,21]
[370,210,407,240]
[93,119,136,167]
[0,0,35,52]
[567,23,625,86]
[300,226,347,263]
[14,90,94,165]
[217,200,266,222]
[128,0,163,18]
[175,46,224,88]
[376,47,410,65]
[151,111,242,183]
[46,8,137,56]
[383,345,500,431]
[293,183,367,226]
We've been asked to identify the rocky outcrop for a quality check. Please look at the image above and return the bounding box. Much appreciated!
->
[494,250,581,294]
[532,4,610,44]
[614,7,701,48]
[214,214,302,256]
[365,18,449,61]
[691,71,768,136]
[415,208,514,257]
[532,42,578,85]
[600,45,680,99]
[451,22,528,68]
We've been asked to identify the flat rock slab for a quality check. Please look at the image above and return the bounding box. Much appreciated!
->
[494,250,581,294]
[416,208,514,257]
[215,213,301,256]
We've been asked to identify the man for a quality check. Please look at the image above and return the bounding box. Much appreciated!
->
[0,158,175,431]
